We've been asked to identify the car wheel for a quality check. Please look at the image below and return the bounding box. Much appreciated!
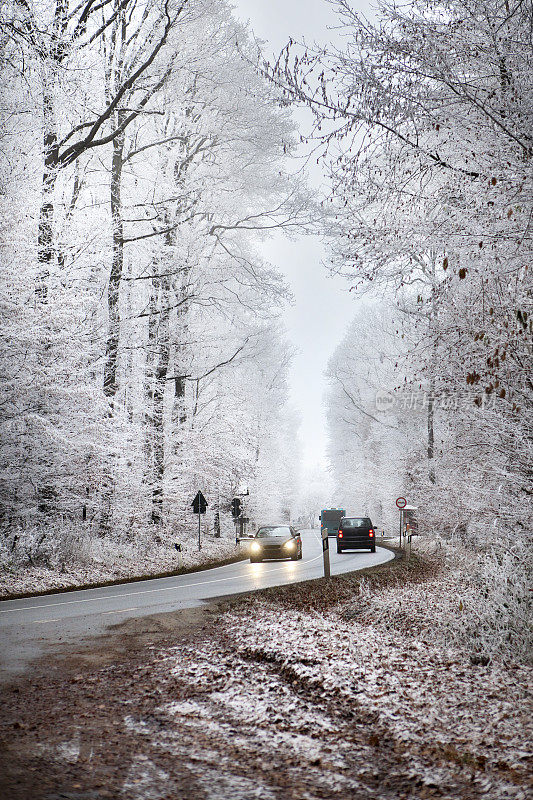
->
[298,549,303,560]
[370,546,376,553]
[337,545,343,554]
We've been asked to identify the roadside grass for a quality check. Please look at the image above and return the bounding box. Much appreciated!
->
[242,546,434,613]
[233,538,531,665]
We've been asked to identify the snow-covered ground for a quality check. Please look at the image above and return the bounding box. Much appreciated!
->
[1,539,530,799]
[73,542,527,798]
[140,545,530,799]
[220,610,530,795]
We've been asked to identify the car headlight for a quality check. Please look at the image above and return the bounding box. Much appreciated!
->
[283,540,296,550]
[251,542,261,553]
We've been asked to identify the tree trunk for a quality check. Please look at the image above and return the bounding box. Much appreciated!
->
[142,269,172,525]
[103,120,125,403]
[151,277,171,524]
[57,168,82,270]
[171,268,190,448]
[98,119,125,535]
[144,277,159,484]
[99,478,114,536]
[428,378,436,484]
[37,83,58,301]
[428,255,437,484]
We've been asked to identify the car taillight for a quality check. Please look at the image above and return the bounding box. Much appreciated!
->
[369,529,374,537]
[338,531,343,538]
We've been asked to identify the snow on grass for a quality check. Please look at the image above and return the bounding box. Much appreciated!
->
[355,538,532,662]
[124,642,369,796]
[233,602,529,734]
[192,765,278,800]
[221,610,530,795]
[0,529,241,597]
[113,546,530,798]
[120,754,171,800]
[212,548,531,798]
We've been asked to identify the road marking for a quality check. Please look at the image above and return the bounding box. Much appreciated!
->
[0,539,391,619]
[101,607,138,616]
[0,542,325,616]
[26,607,139,625]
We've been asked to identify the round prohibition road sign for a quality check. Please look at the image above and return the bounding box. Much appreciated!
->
[396,496,407,509]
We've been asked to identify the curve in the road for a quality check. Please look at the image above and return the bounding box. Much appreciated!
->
[0,530,394,678]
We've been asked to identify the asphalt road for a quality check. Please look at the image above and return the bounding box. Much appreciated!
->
[0,530,394,679]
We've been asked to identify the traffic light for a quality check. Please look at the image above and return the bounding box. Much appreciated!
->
[231,497,241,518]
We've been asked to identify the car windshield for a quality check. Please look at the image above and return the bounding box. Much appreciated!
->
[342,518,372,527]
[256,526,291,538]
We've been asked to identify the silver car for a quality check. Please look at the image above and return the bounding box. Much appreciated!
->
[249,525,303,563]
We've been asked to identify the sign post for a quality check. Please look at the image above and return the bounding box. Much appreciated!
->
[191,491,208,552]
[396,497,407,548]
[321,527,331,579]
[231,497,242,543]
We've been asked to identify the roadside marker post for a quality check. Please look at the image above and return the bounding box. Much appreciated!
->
[321,527,331,579]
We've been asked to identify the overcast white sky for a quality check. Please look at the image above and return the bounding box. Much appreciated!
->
[231,0,374,470]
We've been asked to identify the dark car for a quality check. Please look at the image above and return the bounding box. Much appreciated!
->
[337,517,376,553]
[250,525,303,563]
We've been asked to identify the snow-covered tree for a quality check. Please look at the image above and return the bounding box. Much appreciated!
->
[270,0,532,540]
[0,0,307,563]
[325,303,424,532]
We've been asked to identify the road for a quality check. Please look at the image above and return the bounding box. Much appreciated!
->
[0,530,394,679]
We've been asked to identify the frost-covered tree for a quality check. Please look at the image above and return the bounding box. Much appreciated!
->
[325,303,424,532]
[2,0,191,298]
[270,0,532,540]
[108,1,309,527]
[0,0,306,566]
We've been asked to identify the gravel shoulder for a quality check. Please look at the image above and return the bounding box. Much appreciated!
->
[0,550,530,800]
